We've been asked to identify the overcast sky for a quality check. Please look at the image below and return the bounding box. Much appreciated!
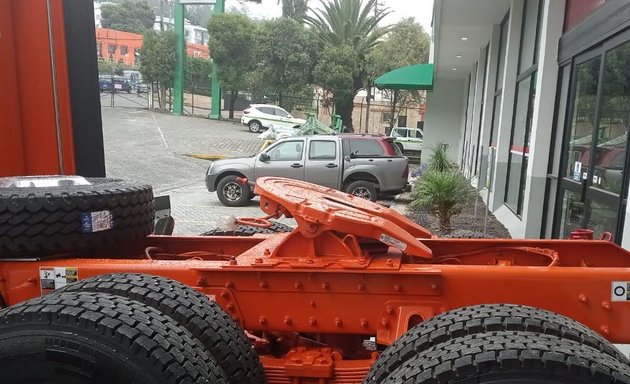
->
[238,0,435,32]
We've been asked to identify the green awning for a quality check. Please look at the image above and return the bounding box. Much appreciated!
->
[375,64,434,91]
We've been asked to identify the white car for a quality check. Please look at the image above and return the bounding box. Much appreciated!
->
[390,127,423,153]
[241,104,306,133]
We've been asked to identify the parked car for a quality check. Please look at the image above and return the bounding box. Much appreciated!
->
[241,104,306,133]
[390,127,423,153]
[206,134,409,206]
[99,76,132,93]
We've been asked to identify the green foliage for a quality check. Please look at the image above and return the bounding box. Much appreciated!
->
[313,43,359,127]
[207,14,255,93]
[410,170,475,233]
[306,0,391,129]
[252,18,319,110]
[367,18,431,128]
[139,30,177,111]
[101,1,155,34]
[278,0,309,19]
[97,60,133,76]
[427,143,455,173]
[185,56,212,90]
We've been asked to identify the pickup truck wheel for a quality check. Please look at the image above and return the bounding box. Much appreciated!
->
[0,176,154,258]
[201,221,294,236]
[346,180,378,202]
[385,331,630,384]
[248,120,262,133]
[364,303,627,383]
[0,291,228,384]
[217,176,251,207]
[56,273,266,384]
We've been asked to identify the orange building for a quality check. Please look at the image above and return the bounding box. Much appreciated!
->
[95,28,210,67]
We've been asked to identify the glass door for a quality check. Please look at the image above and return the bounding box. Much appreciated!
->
[556,38,630,242]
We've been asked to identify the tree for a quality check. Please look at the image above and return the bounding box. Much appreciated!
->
[368,18,431,131]
[101,1,155,34]
[207,14,256,118]
[139,30,177,111]
[313,44,358,127]
[305,0,391,129]
[185,56,212,92]
[252,18,319,111]
[278,0,309,19]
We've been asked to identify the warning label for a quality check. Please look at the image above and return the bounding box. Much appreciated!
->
[39,267,78,294]
[80,210,114,233]
[612,281,630,301]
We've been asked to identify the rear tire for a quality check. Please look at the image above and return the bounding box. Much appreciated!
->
[346,180,378,202]
[386,331,630,384]
[365,303,627,383]
[216,175,251,207]
[248,120,262,133]
[201,221,294,236]
[56,273,266,384]
[0,291,227,384]
[0,176,154,258]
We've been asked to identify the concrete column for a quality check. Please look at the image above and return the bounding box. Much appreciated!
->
[456,75,471,165]
[478,25,501,193]
[489,0,524,214]
[521,0,565,238]
[425,79,467,163]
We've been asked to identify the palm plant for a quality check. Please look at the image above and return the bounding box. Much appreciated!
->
[427,143,455,172]
[410,170,475,233]
[305,0,391,129]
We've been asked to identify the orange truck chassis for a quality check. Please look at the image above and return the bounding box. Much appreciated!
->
[2,177,630,383]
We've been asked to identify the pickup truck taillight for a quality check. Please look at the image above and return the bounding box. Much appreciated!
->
[403,164,409,179]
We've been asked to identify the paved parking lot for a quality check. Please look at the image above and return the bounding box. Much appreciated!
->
[102,107,293,235]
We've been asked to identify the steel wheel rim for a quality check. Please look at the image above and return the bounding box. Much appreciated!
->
[352,187,371,200]
[223,182,242,201]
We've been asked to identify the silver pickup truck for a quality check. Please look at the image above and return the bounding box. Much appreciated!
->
[206,134,409,206]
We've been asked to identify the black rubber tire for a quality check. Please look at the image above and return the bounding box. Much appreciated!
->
[201,221,294,236]
[55,273,266,384]
[0,291,228,384]
[346,180,378,202]
[386,331,630,384]
[0,177,154,258]
[216,175,251,207]
[365,303,626,383]
[248,120,262,133]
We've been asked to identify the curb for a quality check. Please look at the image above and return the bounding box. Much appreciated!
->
[186,154,228,161]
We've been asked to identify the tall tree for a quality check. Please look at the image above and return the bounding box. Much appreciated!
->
[305,0,390,129]
[252,18,319,110]
[278,0,309,19]
[368,18,431,131]
[207,14,256,118]
[139,30,177,111]
[101,1,155,34]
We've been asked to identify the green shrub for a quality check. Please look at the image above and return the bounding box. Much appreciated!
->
[410,169,475,232]
[427,143,455,172]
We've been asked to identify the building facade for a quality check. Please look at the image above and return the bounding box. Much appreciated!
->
[426,0,630,247]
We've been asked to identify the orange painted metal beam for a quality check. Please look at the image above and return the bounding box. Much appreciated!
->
[0,0,75,177]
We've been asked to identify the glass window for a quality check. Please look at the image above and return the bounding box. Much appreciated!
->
[565,57,601,181]
[519,0,541,73]
[592,40,630,194]
[496,16,509,91]
[259,107,276,115]
[349,139,384,157]
[489,94,502,147]
[108,44,116,54]
[558,189,585,238]
[505,72,537,214]
[309,141,337,160]
[267,141,304,161]
[120,46,128,55]
[274,108,291,118]
[382,112,392,123]
[392,128,408,137]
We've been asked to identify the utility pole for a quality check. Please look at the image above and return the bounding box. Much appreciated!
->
[208,0,225,120]
[172,0,185,115]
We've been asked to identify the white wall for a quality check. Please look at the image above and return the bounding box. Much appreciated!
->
[424,79,467,162]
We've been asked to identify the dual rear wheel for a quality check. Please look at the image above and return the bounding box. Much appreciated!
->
[365,304,630,383]
[0,273,266,384]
